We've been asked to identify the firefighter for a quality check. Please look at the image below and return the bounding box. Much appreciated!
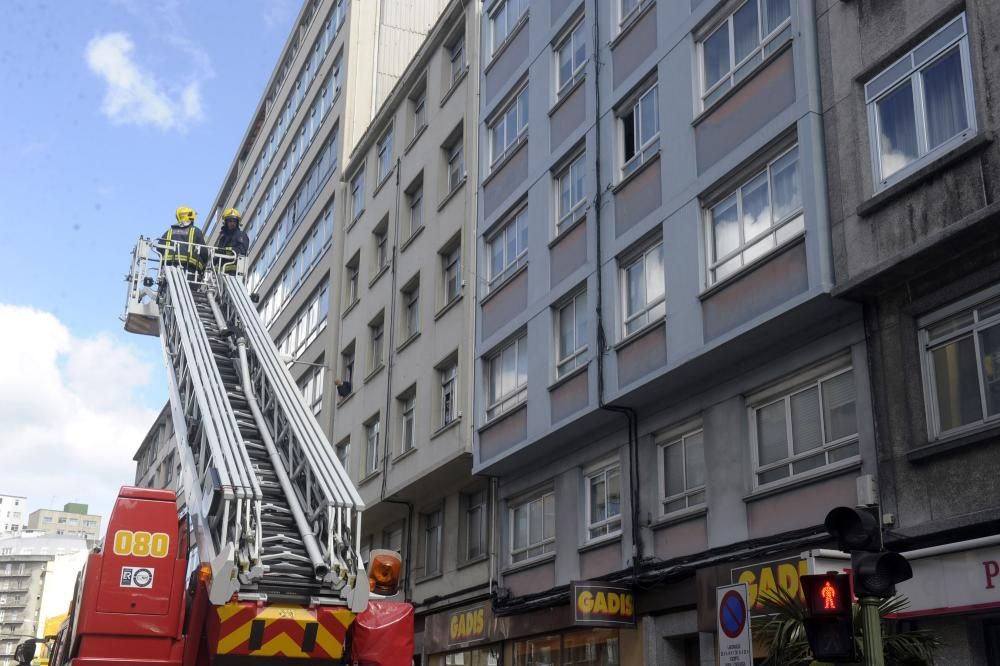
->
[160,206,208,278]
[214,207,249,274]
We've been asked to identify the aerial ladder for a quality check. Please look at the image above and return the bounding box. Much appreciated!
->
[20,238,411,666]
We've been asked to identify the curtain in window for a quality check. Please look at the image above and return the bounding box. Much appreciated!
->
[764,0,790,33]
[733,1,760,63]
[923,48,968,150]
[932,336,982,431]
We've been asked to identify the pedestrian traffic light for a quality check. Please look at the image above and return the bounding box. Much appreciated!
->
[801,573,855,661]
[824,506,913,598]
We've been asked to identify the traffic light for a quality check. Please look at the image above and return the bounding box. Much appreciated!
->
[825,506,913,598]
[801,573,855,661]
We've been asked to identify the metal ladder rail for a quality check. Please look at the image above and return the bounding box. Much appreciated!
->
[219,276,365,583]
[160,268,262,573]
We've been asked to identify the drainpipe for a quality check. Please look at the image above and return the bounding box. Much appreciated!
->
[379,156,403,502]
[591,0,643,573]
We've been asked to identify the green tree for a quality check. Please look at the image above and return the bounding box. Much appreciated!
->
[752,586,943,665]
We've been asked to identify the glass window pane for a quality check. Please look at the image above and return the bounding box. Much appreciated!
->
[829,440,860,462]
[685,432,705,489]
[664,442,684,496]
[764,0,790,33]
[575,292,587,352]
[712,196,740,260]
[741,172,771,241]
[513,506,526,550]
[639,88,658,145]
[517,211,528,254]
[933,336,983,431]
[703,24,730,89]
[757,401,788,465]
[979,324,1000,417]
[528,499,542,544]
[516,336,527,386]
[645,245,664,303]
[543,494,555,539]
[733,1,760,63]
[626,261,645,317]
[770,147,801,221]
[502,345,516,395]
[792,452,826,475]
[822,371,858,441]
[758,465,789,485]
[590,476,606,523]
[559,44,572,87]
[574,25,586,68]
[922,48,969,150]
[790,387,822,455]
[877,81,919,179]
[607,469,621,518]
[559,302,574,358]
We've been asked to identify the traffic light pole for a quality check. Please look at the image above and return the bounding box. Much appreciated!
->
[859,596,884,666]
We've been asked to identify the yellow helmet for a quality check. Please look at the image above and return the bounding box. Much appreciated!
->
[175,206,196,226]
[222,207,242,224]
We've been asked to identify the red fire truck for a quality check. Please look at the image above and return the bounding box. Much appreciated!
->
[17,240,414,665]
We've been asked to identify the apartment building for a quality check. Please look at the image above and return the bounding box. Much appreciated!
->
[330,3,487,663]
[468,0,874,662]
[819,0,1000,661]
[0,497,25,536]
[133,405,180,493]
[27,505,102,545]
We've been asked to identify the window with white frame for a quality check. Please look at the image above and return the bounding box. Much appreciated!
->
[491,0,527,54]
[407,184,423,239]
[510,491,554,564]
[376,127,393,183]
[345,253,360,308]
[368,314,385,373]
[440,359,458,427]
[555,20,586,95]
[658,428,705,514]
[399,390,416,454]
[442,243,462,304]
[335,438,350,477]
[402,278,419,339]
[462,489,487,562]
[487,207,528,290]
[449,33,466,85]
[298,360,325,416]
[383,523,403,554]
[555,152,586,233]
[446,136,465,192]
[919,292,1000,438]
[411,87,427,139]
[373,223,388,274]
[700,0,792,108]
[490,87,528,166]
[586,464,621,540]
[350,168,365,220]
[421,509,443,576]
[620,240,664,337]
[620,83,659,176]
[706,144,803,285]
[486,333,527,420]
[865,13,975,187]
[619,0,649,25]
[556,289,587,378]
[752,366,859,487]
[365,415,381,475]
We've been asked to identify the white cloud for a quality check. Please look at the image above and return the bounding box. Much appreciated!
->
[0,304,158,533]
[85,32,204,131]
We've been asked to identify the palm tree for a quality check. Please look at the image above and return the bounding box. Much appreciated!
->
[752,586,943,665]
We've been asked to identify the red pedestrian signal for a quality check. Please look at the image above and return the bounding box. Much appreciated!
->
[800,573,855,661]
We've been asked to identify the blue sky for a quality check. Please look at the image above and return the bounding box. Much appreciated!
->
[0,0,300,526]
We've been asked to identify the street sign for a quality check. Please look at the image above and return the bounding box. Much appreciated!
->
[716,582,752,666]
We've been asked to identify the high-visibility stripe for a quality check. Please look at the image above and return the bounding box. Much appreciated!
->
[163,227,204,269]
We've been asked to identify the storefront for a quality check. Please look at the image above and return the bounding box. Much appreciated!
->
[421,583,641,665]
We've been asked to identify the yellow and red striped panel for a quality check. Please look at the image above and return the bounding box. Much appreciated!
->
[208,601,355,659]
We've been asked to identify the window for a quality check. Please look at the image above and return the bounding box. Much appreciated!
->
[487,207,528,290]
[383,523,403,554]
[376,127,393,183]
[368,314,385,373]
[752,366,859,487]
[340,341,355,397]
[399,391,416,454]
[556,290,587,378]
[706,145,803,285]
[865,13,975,186]
[586,464,622,540]
[510,492,554,564]
[620,0,649,25]
[442,244,462,303]
[335,438,350,477]
[350,168,365,220]
[620,83,659,176]
[491,0,527,54]
[449,34,465,85]
[658,428,706,514]
[402,279,419,339]
[700,0,792,108]
[555,20,586,94]
[555,153,586,234]
[462,489,487,562]
[373,223,388,274]
[486,333,528,420]
[411,88,427,138]
[621,240,664,337]
[440,359,458,427]
[421,509,443,576]
[299,360,325,416]
[919,292,1000,438]
[345,253,360,308]
[447,136,465,192]
[365,416,381,475]
[490,87,528,166]
[407,185,423,239]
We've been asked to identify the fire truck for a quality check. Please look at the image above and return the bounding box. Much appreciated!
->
[17,239,413,665]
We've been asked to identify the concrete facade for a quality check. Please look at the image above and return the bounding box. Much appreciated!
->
[27,505,102,545]
[133,404,179,493]
[0,496,26,537]
[819,0,1000,660]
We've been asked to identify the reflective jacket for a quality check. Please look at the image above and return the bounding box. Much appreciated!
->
[159,224,207,270]
[215,227,250,273]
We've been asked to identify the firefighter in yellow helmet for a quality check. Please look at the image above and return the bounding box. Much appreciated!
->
[159,206,208,277]
[214,207,249,274]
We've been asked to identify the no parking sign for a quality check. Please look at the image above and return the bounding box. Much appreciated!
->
[716,582,752,666]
